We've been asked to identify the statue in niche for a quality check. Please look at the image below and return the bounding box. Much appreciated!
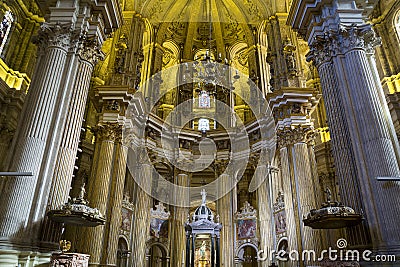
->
[199,241,207,259]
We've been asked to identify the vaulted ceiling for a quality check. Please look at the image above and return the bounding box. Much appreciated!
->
[124,0,274,25]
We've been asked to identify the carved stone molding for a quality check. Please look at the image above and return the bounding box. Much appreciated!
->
[33,22,74,51]
[50,253,90,267]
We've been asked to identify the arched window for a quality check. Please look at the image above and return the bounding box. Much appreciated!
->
[0,10,13,56]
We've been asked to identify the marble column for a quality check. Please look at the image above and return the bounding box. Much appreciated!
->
[80,123,121,266]
[256,164,273,267]
[313,60,370,246]
[41,39,103,244]
[104,141,128,265]
[0,22,72,241]
[131,163,152,266]
[217,169,235,267]
[290,1,400,252]
[170,173,190,267]
[278,127,322,267]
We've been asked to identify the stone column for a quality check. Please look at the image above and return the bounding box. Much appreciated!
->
[278,127,322,267]
[257,164,273,267]
[41,39,103,243]
[216,162,235,267]
[131,163,152,266]
[79,123,120,266]
[290,0,400,253]
[312,60,370,245]
[103,141,128,265]
[170,173,190,267]
[0,22,72,241]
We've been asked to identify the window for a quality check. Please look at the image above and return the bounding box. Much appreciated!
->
[198,118,210,131]
[0,10,13,56]
[199,90,211,108]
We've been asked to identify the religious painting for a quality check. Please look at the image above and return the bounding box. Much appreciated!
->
[274,210,287,234]
[150,218,168,238]
[237,219,257,239]
[120,207,132,232]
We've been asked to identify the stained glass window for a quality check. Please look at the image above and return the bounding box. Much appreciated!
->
[199,90,211,108]
[0,11,13,56]
[198,118,210,131]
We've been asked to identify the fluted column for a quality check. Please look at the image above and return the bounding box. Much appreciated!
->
[41,39,103,243]
[308,24,400,250]
[80,124,120,266]
[217,171,235,267]
[290,1,400,253]
[256,165,273,267]
[278,128,321,267]
[170,173,190,267]
[279,147,299,267]
[104,141,128,265]
[0,22,72,241]
[315,61,370,245]
[131,163,152,266]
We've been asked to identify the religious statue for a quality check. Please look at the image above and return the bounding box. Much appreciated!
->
[324,187,332,203]
[199,241,207,259]
[201,189,207,205]
[78,183,86,200]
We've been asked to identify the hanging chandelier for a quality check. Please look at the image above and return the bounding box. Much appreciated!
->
[181,0,239,94]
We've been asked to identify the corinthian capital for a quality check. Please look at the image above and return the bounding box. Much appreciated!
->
[307,24,381,67]
[94,123,123,142]
[338,24,381,54]
[33,22,74,51]
[277,126,316,148]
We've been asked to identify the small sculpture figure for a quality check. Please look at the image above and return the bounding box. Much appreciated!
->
[199,241,207,259]
[324,187,332,203]
[78,183,86,200]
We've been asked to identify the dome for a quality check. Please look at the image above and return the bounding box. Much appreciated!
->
[193,203,214,221]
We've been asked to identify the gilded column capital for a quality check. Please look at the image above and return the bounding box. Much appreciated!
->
[94,123,123,143]
[277,126,316,149]
[33,22,74,51]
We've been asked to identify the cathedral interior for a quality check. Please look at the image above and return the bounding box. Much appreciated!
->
[1,0,400,266]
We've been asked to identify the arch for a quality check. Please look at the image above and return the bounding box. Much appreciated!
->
[146,241,170,267]
[236,244,258,266]
[117,236,129,267]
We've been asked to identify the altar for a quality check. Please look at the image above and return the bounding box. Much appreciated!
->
[185,190,222,267]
